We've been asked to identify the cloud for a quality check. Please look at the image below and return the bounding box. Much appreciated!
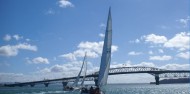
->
[110,61,156,68]
[142,34,167,44]
[140,32,189,52]
[45,8,55,15]
[38,60,97,78]
[177,52,190,59]
[160,25,169,29]
[99,33,105,38]
[100,23,106,30]
[177,16,190,27]
[0,73,24,82]
[148,50,153,55]
[60,41,118,61]
[164,32,190,51]
[13,34,23,40]
[58,0,74,8]
[149,55,172,61]
[60,53,77,61]
[3,34,11,41]
[26,57,49,64]
[128,51,142,56]
[3,34,31,41]
[158,49,164,53]
[160,63,190,70]
[129,39,140,43]
[0,43,37,57]
[135,39,140,43]
[26,39,30,41]
[32,57,49,64]
[111,61,190,70]
[1,62,189,83]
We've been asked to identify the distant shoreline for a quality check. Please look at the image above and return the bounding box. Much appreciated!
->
[150,78,190,84]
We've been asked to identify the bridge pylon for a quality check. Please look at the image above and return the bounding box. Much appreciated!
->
[62,82,68,87]
[94,78,98,86]
[44,82,49,87]
[155,74,160,85]
[30,83,35,87]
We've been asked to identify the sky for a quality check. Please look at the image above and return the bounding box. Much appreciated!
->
[0,0,189,83]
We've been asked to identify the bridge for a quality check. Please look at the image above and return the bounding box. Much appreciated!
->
[4,67,190,87]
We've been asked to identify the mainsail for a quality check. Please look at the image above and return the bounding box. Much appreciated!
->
[98,7,112,87]
[72,52,87,87]
[80,57,87,87]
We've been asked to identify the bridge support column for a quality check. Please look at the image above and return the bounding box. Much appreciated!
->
[44,82,49,87]
[62,82,68,87]
[155,74,160,85]
[94,78,98,86]
[30,83,35,87]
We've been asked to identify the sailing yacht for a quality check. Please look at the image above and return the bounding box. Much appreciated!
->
[81,7,112,94]
[63,53,87,91]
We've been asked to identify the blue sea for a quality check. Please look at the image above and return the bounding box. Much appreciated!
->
[0,83,189,94]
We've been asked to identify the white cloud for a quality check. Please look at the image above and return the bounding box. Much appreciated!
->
[148,50,153,55]
[149,55,172,61]
[58,0,74,8]
[177,16,190,27]
[142,34,167,44]
[0,73,24,82]
[100,23,106,28]
[60,53,77,61]
[160,25,169,29]
[110,61,155,68]
[128,51,142,56]
[164,32,190,51]
[158,49,164,53]
[26,39,30,41]
[3,34,11,41]
[32,57,49,64]
[60,41,118,61]
[0,43,37,57]
[135,39,140,43]
[15,43,37,51]
[160,63,190,70]
[37,61,97,78]
[1,62,189,83]
[129,39,140,43]
[26,57,49,64]
[46,8,55,15]
[134,62,156,67]
[13,34,23,40]
[177,52,190,59]
[0,45,18,56]
[99,33,105,38]
[50,64,68,72]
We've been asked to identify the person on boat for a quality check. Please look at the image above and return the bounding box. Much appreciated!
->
[81,87,89,94]
[89,86,94,94]
[94,87,100,94]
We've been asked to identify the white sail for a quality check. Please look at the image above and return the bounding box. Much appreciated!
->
[80,58,87,87]
[72,52,87,87]
[98,7,112,87]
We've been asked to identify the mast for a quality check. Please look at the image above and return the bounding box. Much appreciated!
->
[72,52,87,87]
[81,58,87,86]
[98,7,112,87]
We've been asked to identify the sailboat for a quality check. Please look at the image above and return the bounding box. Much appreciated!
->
[63,52,87,91]
[97,7,112,94]
[81,7,112,94]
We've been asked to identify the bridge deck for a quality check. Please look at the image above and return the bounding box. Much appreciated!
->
[4,67,190,87]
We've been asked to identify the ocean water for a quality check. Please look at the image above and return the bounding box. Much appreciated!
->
[0,83,189,94]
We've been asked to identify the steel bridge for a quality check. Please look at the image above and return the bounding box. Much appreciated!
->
[4,67,190,87]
